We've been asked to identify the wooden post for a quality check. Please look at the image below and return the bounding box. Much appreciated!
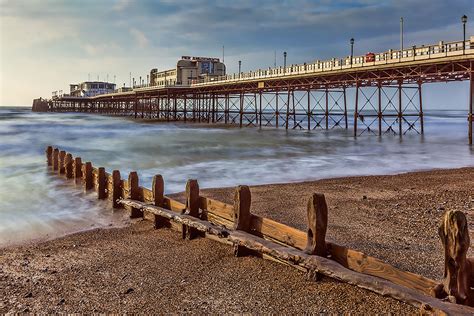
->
[97,167,107,199]
[432,210,474,306]
[233,185,251,231]
[111,170,122,208]
[74,157,82,182]
[64,153,73,179]
[128,171,142,218]
[52,148,59,171]
[305,193,328,281]
[58,151,66,175]
[183,179,199,239]
[46,146,53,166]
[82,162,93,191]
[152,174,165,228]
[233,185,252,256]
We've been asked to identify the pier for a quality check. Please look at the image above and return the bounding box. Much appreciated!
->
[38,37,474,144]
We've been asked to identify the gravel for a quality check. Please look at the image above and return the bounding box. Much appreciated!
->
[2,167,473,313]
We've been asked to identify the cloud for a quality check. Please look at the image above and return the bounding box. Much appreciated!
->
[129,28,149,48]
[113,0,133,11]
[1,0,473,106]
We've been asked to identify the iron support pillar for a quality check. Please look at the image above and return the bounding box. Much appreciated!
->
[354,82,359,137]
[469,70,473,145]
[343,86,348,129]
[418,81,424,135]
[398,81,403,136]
[378,81,382,136]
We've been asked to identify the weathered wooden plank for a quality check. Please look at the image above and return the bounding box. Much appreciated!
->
[121,179,129,198]
[206,212,234,229]
[140,187,153,203]
[163,196,186,213]
[120,199,227,237]
[328,243,438,296]
[249,214,307,250]
[249,212,438,297]
[199,196,234,221]
[91,167,99,191]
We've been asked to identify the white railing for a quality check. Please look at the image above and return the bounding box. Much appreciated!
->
[191,37,473,87]
[93,37,473,98]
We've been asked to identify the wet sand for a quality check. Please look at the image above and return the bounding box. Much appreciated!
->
[1,167,473,313]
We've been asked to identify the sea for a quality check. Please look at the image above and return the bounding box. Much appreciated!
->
[0,106,473,246]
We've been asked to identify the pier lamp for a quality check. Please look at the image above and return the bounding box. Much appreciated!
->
[350,38,355,67]
[400,17,404,56]
[283,51,287,73]
[462,15,468,54]
[238,60,242,76]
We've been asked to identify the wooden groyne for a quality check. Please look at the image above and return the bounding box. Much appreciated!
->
[45,145,474,314]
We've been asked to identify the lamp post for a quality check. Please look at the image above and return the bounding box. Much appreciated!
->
[238,60,242,75]
[400,17,404,58]
[462,15,468,54]
[350,38,354,67]
[283,51,287,73]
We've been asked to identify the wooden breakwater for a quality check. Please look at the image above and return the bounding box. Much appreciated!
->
[45,145,474,314]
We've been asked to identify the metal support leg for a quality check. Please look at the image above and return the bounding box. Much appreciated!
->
[378,82,382,136]
[469,71,473,145]
[343,86,348,129]
[418,81,424,135]
[354,83,359,137]
[239,92,243,128]
[307,89,311,130]
[259,91,262,128]
[398,81,403,136]
[325,87,329,130]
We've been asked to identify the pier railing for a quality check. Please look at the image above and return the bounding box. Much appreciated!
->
[192,38,474,87]
[44,145,474,313]
[91,37,474,94]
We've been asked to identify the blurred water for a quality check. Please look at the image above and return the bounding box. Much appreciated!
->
[0,107,472,246]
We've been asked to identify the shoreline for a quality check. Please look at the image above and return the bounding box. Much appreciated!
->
[1,167,473,312]
[2,166,473,250]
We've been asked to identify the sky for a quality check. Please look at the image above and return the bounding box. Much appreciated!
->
[0,0,473,108]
